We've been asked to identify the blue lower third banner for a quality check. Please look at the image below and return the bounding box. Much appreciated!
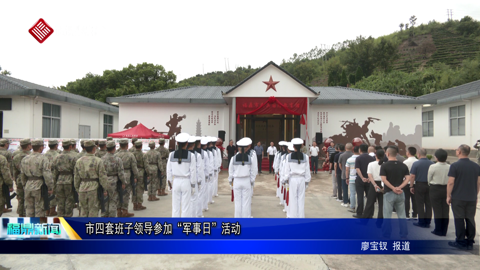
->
[0,218,475,254]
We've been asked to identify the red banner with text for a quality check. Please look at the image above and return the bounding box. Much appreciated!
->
[236,97,307,115]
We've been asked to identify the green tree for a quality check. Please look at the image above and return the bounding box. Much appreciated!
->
[457,16,479,36]
[348,74,356,85]
[399,23,404,31]
[339,70,348,87]
[344,36,376,77]
[0,70,11,75]
[373,38,398,72]
[355,66,364,82]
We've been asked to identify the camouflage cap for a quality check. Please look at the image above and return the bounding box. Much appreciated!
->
[98,140,106,146]
[62,140,71,147]
[94,140,99,144]
[119,139,128,144]
[132,138,138,143]
[48,139,58,145]
[0,138,8,145]
[31,139,44,146]
[70,139,77,145]
[106,137,113,141]
[20,138,31,146]
[106,141,116,148]
[134,141,142,147]
[84,140,95,147]
[80,140,85,146]
[148,141,155,146]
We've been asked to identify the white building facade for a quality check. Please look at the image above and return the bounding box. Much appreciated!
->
[0,74,119,140]
[109,62,430,155]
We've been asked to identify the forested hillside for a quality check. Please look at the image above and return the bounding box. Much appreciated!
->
[57,16,480,102]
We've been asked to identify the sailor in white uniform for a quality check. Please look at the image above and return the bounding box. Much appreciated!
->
[228,138,256,218]
[167,133,197,217]
[280,143,294,214]
[283,138,311,218]
[273,141,287,199]
[193,137,207,217]
[201,137,213,212]
[242,137,257,199]
[207,137,218,204]
[187,136,205,218]
[211,136,222,198]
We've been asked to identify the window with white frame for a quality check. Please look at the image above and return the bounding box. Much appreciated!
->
[449,105,465,136]
[422,111,434,137]
[42,103,61,138]
[103,114,113,138]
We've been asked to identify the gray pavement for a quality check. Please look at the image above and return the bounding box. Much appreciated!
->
[0,170,479,269]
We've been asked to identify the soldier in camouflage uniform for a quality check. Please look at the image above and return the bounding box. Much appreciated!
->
[44,140,60,216]
[94,140,100,152]
[72,139,80,153]
[115,139,139,217]
[0,154,14,217]
[0,138,13,213]
[52,139,78,217]
[12,139,31,217]
[106,137,113,141]
[128,138,138,153]
[95,140,107,159]
[131,141,147,210]
[13,147,23,158]
[145,141,162,201]
[102,141,127,217]
[20,139,54,217]
[156,138,169,196]
[74,140,108,217]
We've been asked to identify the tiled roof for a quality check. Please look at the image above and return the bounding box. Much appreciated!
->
[419,79,480,103]
[115,86,231,103]
[0,75,118,112]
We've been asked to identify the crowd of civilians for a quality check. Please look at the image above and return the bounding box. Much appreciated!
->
[328,141,480,251]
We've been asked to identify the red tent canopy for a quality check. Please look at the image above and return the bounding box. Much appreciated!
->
[108,123,170,139]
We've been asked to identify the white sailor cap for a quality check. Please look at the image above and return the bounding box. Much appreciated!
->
[237,138,249,147]
[288,143,295,151]
[291,138,303,145]
[175,133,190,143]
[201,137,209,145]
[187,137,197,143]
[243,137,252,145]
[209,136,218,142]
[279,141,287,146]
[195,136,201,141]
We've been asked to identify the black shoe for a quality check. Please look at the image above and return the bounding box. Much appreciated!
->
[348,209,356,213]
[448,241,467,250]
[431,230,444,236]
[413,222,427,228]
[467,245,473,251]
[352,214,362,218]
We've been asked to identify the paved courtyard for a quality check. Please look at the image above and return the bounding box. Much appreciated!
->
[0,169,478,269]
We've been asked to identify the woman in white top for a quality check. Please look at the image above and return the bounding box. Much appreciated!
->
[362,149,386,219]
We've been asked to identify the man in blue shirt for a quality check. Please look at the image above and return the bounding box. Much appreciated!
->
[254,142,264,174]
[409,148,434,228]
[447,144,480,250]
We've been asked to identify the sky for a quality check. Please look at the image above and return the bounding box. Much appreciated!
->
[1,0,480,88]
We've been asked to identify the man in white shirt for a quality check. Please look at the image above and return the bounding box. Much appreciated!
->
[368,146,375,157]
[310,142,320,174]
[403,146,418,219]
[267,142,277,174]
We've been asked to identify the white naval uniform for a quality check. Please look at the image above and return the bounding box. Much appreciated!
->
[248,149,258,198]
[273,151,282,198]
[204,149,214,209]
[213,147,222,197]
[200,149,212,214]
[209,148,216,203]
[283,152,311,218]
[278,153,288,206]
[279,153,288,212]
[228,152,256,218]
[167,151,197,217]
[190,150,205,217]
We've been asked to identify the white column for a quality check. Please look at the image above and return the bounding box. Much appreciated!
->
[230,97,236,143]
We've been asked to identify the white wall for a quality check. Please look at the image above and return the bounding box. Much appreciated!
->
[2,96,118,139]
[422,97,479,150]
[119,103,230,146]
[309,104,422,152]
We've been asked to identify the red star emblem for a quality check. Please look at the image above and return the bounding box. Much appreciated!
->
[263,76,279,92]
